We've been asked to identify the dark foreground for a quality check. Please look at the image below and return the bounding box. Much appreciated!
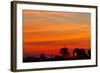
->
[23,47,91,63]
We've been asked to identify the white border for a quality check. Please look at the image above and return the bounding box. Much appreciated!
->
[16,3,96,69]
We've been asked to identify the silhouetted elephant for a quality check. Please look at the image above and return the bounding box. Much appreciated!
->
[59,47,69,58]
[73,48,87,59]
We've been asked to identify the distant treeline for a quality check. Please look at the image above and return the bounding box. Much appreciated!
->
[23,47,91,62]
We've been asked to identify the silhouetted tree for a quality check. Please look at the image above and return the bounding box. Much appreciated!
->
[40,53,46,59]
[59,47,69,58]
[73,48,88,59]
[73,48,81,58]
[80,49,88,58]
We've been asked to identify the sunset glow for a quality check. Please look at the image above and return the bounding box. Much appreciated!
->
[23,10,91,58]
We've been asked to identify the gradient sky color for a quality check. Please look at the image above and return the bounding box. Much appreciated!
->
[23,10,91,57]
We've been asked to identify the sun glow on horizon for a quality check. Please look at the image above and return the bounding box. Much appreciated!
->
[23,10,91,57]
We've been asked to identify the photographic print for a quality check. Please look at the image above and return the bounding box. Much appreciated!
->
[11,1,97,72]
[23,10,91,62]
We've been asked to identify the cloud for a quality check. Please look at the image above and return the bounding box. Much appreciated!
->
[23,10,91,25]
[23,10,91,46]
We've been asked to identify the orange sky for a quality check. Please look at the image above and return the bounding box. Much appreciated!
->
[23,10,91,57]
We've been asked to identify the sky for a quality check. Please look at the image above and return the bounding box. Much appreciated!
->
[23,10,91,57]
